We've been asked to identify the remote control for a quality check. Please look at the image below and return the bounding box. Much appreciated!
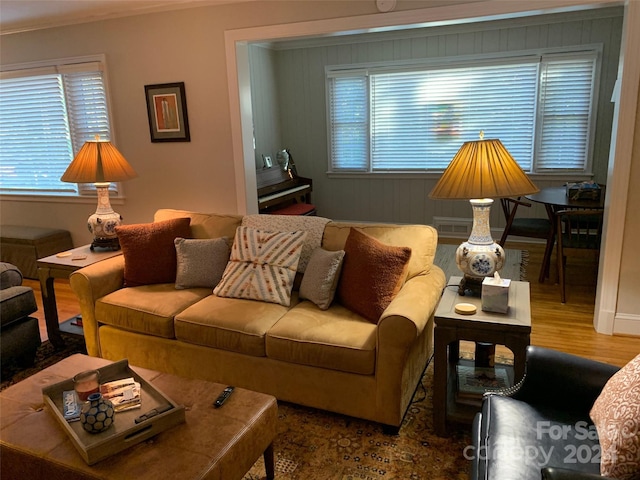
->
[214,386,234,408]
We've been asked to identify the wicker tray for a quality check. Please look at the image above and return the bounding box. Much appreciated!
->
[42,359,185,465]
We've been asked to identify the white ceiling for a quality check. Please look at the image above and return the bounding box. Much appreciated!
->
[0,0,245,35]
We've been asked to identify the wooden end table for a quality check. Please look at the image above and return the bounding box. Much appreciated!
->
[433,276,531,436]
[37,245,122,348]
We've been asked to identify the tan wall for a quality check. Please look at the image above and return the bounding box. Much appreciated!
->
[0,1,384,246]
[617,77,640,316]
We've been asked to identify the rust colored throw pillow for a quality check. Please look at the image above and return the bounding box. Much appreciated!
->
[590,353,640,480]
[116,217,191,287]
[336,228,411,324]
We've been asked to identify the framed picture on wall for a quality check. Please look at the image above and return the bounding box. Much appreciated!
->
[144,82,190,142]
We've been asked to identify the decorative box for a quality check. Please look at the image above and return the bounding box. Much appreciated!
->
[481,275,511,313]
[566,181,601,201]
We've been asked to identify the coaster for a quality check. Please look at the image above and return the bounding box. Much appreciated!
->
[455,303,477,315]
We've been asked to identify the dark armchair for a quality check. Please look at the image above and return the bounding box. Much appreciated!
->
[470,346,620,480]
[0,262,41,369]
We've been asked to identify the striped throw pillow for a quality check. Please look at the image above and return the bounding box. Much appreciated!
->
[213,226,307,306]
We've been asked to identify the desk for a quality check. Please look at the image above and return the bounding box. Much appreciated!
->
[37,245,122,348]
[525,186,605,281]
[433,277,531,436]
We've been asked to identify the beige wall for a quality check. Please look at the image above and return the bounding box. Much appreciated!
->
[618,77,640,315]
[0,1,383,246]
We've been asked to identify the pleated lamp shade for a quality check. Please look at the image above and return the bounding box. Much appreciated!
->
[429,135,539,296]
[429,138,538,200]
[60,138,137,251]
[61,140,137,184]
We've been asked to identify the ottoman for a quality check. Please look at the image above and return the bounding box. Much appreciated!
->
[1,225,73,279]
[0,354,278,480]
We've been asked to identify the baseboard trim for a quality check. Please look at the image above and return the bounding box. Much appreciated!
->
[613,313,640,336]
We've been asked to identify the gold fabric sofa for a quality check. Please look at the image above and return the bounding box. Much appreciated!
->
[70,209,446,430]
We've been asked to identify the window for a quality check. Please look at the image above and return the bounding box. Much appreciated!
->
[0,57,114,196]
[327,49,599,174]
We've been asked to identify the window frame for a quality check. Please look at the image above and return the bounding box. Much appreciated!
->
[325,45,602,177]
[0,54,123,201]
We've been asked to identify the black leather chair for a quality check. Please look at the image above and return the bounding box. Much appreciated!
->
[470,346,620,480]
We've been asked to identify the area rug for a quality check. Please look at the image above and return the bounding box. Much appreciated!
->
[434,243,527,281]
[244,358,471,480]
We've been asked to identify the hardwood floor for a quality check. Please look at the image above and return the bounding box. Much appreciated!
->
[24,239,639,368]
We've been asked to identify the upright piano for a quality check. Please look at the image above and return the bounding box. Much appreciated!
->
[256,166,313,213]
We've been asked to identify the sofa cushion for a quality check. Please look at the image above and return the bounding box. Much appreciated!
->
[266,301,377,375]
[299,248,345,310]
[175,293,297,357]
[590,353,640,480]
[96,285,211,339]
[322,221,437,280]
[242,214,331,273]
[0,263,23,289]
[174,237,230,289]
[154,209,243,240]
[214,227,306,307]
[116,217,191,287]
[336,228,411,324]
[0,285,37,328]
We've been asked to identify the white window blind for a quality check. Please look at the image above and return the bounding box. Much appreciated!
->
[327,50,598,174]
[328,73,369,171]
[535,56,596,171]
[0,59,112,195]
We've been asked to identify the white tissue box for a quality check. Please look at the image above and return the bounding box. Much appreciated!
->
[481,277,511,313]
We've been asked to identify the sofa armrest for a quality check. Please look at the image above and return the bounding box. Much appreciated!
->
[379,266,446,342]
[542,467,614,480]
[510,346,619,416]
[374,267,445,425]
[69,255,125,357]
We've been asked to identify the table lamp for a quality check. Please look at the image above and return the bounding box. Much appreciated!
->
[429,132,539,296]
[61,136,137,251]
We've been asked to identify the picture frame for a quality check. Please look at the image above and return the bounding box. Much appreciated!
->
[144,82,190,142]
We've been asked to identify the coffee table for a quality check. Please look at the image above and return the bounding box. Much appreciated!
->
[0,354,277,479]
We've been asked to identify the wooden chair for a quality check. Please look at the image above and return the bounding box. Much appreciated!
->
[499,197,554,282]
[555,209,603,303]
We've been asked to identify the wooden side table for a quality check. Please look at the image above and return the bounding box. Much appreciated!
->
[37,245,122,348]
[433,276,531,436]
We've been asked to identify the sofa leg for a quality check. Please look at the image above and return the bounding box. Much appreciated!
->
[382,424,400,436]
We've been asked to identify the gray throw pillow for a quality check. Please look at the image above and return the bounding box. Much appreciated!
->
[174,237,230,289]
[299,248,345,310]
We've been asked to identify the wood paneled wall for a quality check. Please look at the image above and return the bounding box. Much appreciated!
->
[249,8,623,228]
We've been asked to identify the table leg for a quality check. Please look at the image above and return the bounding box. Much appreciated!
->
[433,325,456,436]
[37,267,64,349]
[505,333,530,384]
[539,203,557,283]
[264,442,275,480]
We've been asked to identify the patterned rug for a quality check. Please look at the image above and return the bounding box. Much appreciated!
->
[244,358,471,480]
[434,244,527,281]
